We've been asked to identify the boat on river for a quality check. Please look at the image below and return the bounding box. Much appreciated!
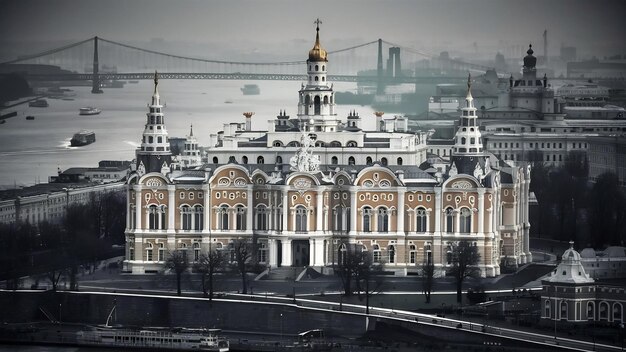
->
[79,107,101,115]
[77,325,229,351]
[28,99,48,108]
[70,130,96,146]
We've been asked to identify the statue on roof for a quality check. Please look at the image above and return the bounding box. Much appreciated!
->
[290,132,320,173]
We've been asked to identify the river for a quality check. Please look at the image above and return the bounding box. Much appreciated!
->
[0,80,372,188]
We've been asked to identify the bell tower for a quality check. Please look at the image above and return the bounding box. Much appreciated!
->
[297,19,339,132]
[135,71,172,175]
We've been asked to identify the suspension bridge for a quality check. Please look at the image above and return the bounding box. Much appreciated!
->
[0,36,495,94]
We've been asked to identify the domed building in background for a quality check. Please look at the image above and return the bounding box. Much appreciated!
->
[541,242,625,324]
[123,22,532,278]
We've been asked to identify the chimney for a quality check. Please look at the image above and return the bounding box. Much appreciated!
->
[374,111,384,131]
[243,112,254,131]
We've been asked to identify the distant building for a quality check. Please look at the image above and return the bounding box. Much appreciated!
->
[0,181,125,225]
[587,135,626,186]
[49,160,131,184]
[580,246,626,280]
[541,242,625,324]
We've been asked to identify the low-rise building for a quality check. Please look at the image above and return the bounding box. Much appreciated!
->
[541,242,625,324]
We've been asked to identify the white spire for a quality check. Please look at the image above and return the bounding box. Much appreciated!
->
[452,73,484,156]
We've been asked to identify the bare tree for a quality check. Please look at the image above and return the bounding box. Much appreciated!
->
[335,243,385,313]
[231,239,253,294]
[420,260,435,304]
[165,250,189,296]
[449,240,481,303]
[193,250,227,300]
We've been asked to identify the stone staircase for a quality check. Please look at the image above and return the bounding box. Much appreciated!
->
[264,266,302,281]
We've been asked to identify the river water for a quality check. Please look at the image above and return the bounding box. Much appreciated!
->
[0,80,372,188]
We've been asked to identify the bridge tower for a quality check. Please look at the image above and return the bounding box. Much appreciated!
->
[91,36,103,94]
[377,39,384,94]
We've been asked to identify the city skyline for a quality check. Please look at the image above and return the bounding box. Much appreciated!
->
[1,0,625,61]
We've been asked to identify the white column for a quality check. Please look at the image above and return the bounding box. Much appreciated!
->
[126,186,131,229]
[397,189,405,234]
[478,189,485,234]
[455,209,460,235]
[310,238,325,266]
[281,239,292,266]
[247,186,253,232]
[316,191,323,232]
[350,188,357,236]
[268,238,277,267]
[135,187,142,230]
[203,185,211,233]
[167,185,175,232]
[434,189,442,233]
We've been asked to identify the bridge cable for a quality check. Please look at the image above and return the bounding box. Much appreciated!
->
[0,37,95,65]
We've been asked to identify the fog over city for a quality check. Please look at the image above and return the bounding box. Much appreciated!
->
[1,0,625,62]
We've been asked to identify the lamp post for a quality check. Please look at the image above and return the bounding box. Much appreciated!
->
[280,313,284,343]
[58,303,61,323]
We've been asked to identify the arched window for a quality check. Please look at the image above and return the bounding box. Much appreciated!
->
[287,141,300,147]
[445,208,455,233]
[331,156,338,165]
[330,141,341,147]
[366,156,373,165]
[146,243,153,261]
[338,243,347,265]
[372,244,381,263]
[416,208,427,232]
[148,205,165,230]
[613,303,623,323]
[409,244,417,264]
[256,205,268,231]
[273,141,283,147]
[381,157,388,166]
[322,65,325,71]
[295,206,307,232]
[446,243,453,264]
[460,208,472,233]
[315,65,319,71]
[587,302,595,320]
[218,205,229,230]
[242,156,248,164]
[158,243,165,261]
[257,156,264,164]
[397,157,403,165]
[424,243,432,264]
[305,95,310,115]
[193,242,200,261]
[346,141,357,147]
[600,302,609,320]
[348,156,355,165]
[545,300,551,318]
[560,301,568,320]
[314,96,321,115]
[377,207,389,232]
[322,77,325,82]
[257,242,267,263]
[315,141,325,147]
[333,206,344,232]
[388,245,396,263]
[128,241,135,260]
[276,156,283,164]
[194,205,203,230]
[130,205,137,229]
[323,96,329,104]
[212,156,218,164]
[181,205,192,230]
[461,137,466,145]
[235,205,246,230]
[362,206,372,232]
[315,76,319,81]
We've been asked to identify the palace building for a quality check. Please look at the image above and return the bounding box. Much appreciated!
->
[124,23,532,277]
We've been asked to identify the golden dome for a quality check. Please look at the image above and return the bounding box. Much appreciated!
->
[308,22,328,62]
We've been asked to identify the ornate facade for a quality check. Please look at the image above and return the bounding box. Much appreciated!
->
[124,23,532,277]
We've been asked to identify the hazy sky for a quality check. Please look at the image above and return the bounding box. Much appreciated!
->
[1,0,625,58]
